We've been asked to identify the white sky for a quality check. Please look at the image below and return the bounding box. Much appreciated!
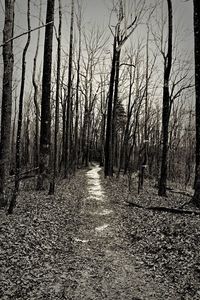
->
[0,0,195,108]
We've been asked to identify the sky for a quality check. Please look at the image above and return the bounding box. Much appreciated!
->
[0,0,195,106]
[0,0,194,48]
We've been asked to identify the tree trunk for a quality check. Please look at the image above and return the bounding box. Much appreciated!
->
[81,65,89,167]
[0,0,15,208]
[158,0,173,197]
[104,36,117,177]
[10,92,17,173]
[8,0,31,214]
[49,0,62,194]
[120,64,133,176]
[192,0,200,207]
[112,49,121,171]
[65,0,74,177]
[32,0,41,171]
[37,0,55,189]
[74,6,81,172]
[140,27,149,190]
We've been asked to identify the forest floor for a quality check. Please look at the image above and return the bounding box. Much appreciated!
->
[0,164,200,300]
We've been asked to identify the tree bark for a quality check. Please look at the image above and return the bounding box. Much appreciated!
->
[140,27,149,190]
[104,36,117,177]
[0,0,15,208]
[158,0,173,196]
[37,0,55,189]
[49,0,62,194]
[192,0,200,207]
[112,49,121,171]
[65,0,74,177]
[32,0,41,171]
[74,4,82,172]
[8,0,31,214]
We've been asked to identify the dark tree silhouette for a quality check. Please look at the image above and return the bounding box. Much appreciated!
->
[8,0,31,214]
[105,1,137,177]
[37,0,55,189]
[192,0,200,207]
[158,0,173,196]
[64,0,74,177]
[74,1,82,172]
[49,0,62,194]
[0,0,15,208]
[104,35,117,177]
[32,0,42,171]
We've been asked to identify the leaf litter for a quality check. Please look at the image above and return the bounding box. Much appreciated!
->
[0,167,200,299]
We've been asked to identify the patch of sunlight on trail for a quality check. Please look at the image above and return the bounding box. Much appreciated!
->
[85,165,112,234]
[86,165,105,202]
[74,237,89,243]
[90,209,113,216]
[95,224,109,232]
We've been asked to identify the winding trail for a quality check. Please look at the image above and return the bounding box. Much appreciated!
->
[64,164,176,300]
[0,164,195,299]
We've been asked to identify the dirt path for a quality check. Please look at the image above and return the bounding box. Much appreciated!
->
[64,164,178,300]
[2,165,195,299]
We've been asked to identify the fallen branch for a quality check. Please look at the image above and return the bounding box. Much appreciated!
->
[19,174,36,181]
[154,185,192,197]
[0,21,53,48]
[9,168,38,182]
[170,189,192,197]
[19,167,39,177]
[127,201,200,215]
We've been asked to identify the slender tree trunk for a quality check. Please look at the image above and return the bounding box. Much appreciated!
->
[158,0,173,197]
[11,91,17,173]
[99,75,106,167]
[104,36,117,177]
[65,0,74,177]
[120,67,133,176]
[37,0,55,189]
[0,0,15,208]
[62,88,67,171]
[185,109,192,188]
[8,0,31,214]
[140,27,149,190]
[32,0,41,171]
[49,0,62,194]
[74,7,81,172]
[124,66,141,176]
[112,49,121,171]
[85,62,93,167]
[22,113,30,167]
[81,66,89,167]
[192,0,200,207]
[100,113,106,167]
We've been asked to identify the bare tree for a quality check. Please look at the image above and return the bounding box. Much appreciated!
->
[104,0,140,177]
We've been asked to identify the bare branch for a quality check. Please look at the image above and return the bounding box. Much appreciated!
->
[0,21,53,48]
